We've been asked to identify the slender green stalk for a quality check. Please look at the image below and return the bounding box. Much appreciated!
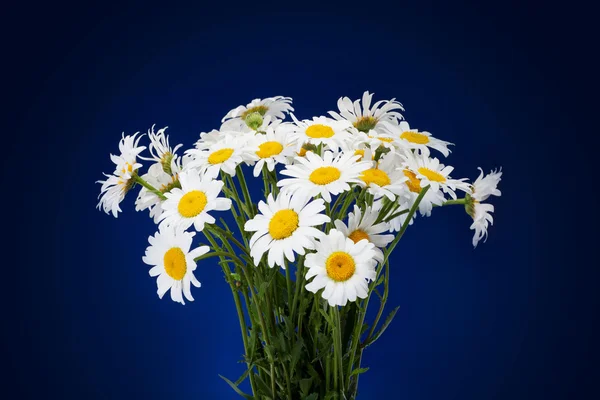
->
[442,198,466,206]
[235,165,255,217]
[134,175,167,200]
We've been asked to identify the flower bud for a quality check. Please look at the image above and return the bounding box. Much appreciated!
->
[245,112,263,130]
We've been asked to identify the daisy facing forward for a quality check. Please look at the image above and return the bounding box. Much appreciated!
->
[358,152,408,201]
[305,229,377,307]
[143,224,208,305]
[278,151,370,203]
[244,191,330,269]
[289,115,352,152]
[186,133,256,177]
[328,90,404,134]
[158,169,232,232]
[467,168,503,247]
[248,124,298,177]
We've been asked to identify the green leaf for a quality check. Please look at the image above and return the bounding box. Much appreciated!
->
[234,366,252,386]
[299,378,313,396]
[230,272,242,282]
[364,305,400,348]
[219,375,254,399]
[350,367,369,377]
[303,394,319,400]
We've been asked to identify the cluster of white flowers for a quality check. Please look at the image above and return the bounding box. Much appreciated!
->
[97,92,502,306]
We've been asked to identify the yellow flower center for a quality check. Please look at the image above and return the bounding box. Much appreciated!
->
[178,190,208,218]
[418,167,446,183]
[256,141,284,158]
[268,209,299,240]
[163,247,187,281]
[353,116,378,133]
[309,166,341,185]
[298,148,308,157]
[360,168,391,187]
[305,124,335,138]
[354,149,365,160]
[403,170,422,193]
[368,135,394,143]
[208,148,234,164]
[325,251,356,282]
[400,131,430,144]
[240,105,269,119]
[348,229,370,244]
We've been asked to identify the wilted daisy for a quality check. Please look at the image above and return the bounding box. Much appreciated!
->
[221,96,294,131]
[247,124,298,177]
[289,115,352,152]
[402,152,470,200]
[186,134,257,177]
[96,132,146,217]
[468,168,502,247]
[383,120,452,157]
[328,91,404,135]
[143,224,208,305]
[139,125,183,173]
[158,169,232,232]
[244,191,330,268]
[278,151,370,203]
[334,204,394,261]
[358,152,407,201]
[305,229,377,307]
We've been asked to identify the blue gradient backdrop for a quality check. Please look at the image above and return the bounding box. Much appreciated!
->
[3,1,597,399]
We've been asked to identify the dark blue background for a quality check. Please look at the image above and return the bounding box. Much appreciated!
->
[3,1,597,399]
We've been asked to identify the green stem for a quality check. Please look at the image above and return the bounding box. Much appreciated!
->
[442,198,466,206]
[134,175,167,200]
[236,165,255,217]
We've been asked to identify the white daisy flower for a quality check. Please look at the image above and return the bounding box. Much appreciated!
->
[469,168,502,247]
[334,204,394,261]
[278,150,370,203]
[143,224,208,305]
[222,96,294,124]
[139,125,183,172]
[96,174,134,218]
[328,90,404,135]
[358,152,408,201]
[289,115,352,152]
[158,169,232,232]
[244,191,330,269]
[110,132,146,177]
[402,152,470,200]
[305,229,377,307]
[185,134,257,177]
[96,132,146,217]
[247,124,298,177]
[383,120,452,157]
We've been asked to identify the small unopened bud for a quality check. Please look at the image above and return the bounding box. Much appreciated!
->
[245,112,263,131]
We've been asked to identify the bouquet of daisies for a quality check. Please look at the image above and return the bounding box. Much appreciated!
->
[97,92,502,399]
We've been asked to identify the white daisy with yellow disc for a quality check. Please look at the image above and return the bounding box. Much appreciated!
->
[333,204,394,262]
[402,151,470,201]
[278,150,370,203]
[158,169,232,232]
[304,229,378,307]
[143,224,208,305]
[244,191,330,269]
[328,90,404,135]
[289,115,353,152]
[247,124,298,177]
[384,120,452,157]
[358,152,407,201]
[186,134,257,177]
